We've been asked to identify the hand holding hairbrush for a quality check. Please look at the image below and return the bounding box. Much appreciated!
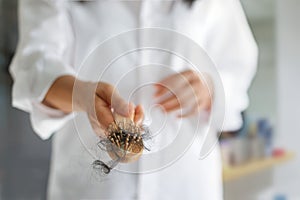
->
[106,108,145,163]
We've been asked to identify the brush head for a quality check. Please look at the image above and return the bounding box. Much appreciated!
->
[106,117,144,163]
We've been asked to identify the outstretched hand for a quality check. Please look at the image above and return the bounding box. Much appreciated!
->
[42,76,144,138]
[83,82,144,137]
[154,70,213,118]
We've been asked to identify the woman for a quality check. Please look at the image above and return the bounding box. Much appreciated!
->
[10,0,257,199]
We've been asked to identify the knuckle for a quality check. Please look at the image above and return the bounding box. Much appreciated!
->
[194,72,203,83]
[103,83,115,92]
[187,69,197,77]
[99,82,116,95]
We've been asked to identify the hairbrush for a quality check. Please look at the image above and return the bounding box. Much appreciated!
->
[93,112,150,174]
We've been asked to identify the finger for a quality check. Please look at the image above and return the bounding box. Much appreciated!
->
[157,85,196,106]
[96,82,131,117]
[94,97,115,130]
[155,72,190,97]
[177,109,198,118]
[181,69,200,81]
[153,84,169,97]
[154,81,184,99]
[193,82,213,112]
[157,84,198,112]
[161,96,181,113]
[128,102,135,119]
[134,105,144,125]
[176,87,213,118]
[177,101,207,118]
[202,98,212,112]
[158,70,196,86]
[112,96,134,117]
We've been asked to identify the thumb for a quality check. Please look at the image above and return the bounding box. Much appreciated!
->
[113,100,135,118]
[96,82,133,117]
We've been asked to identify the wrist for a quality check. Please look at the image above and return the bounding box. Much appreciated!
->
[43,75,76,113]
[72,79,97,113]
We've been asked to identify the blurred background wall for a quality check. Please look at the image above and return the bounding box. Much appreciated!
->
[0,0,51,199]
[0,0,299,200]
[238,0,300,199]
[243,0,277,124]
[274,0,300,199]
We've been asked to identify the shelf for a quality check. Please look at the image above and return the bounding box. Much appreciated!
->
[223,152,295,182]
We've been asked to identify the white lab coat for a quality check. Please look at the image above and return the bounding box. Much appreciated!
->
[10,0,258,200]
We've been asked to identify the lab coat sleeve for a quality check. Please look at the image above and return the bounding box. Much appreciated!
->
[199,0,258,131]
[9,0,76,139]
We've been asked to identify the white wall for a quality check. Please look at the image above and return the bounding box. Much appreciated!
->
[224,2,278,199]
[274,0,300,199]
[231,1,300,199]
[242,0,277,124]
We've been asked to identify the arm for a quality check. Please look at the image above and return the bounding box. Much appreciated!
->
[42,75,76,113]
[155,0,258,131]
[42,75,144,137]
[10,0,143,139]
[9,0,75,139]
